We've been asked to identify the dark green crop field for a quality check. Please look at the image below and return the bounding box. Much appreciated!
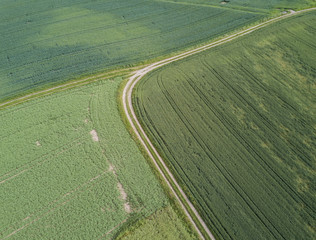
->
[134,11,316,240]
[2,0,304,102]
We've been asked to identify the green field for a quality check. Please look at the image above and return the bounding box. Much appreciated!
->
[118,206,196,240]
[0,75,195,239]
[2,0,298,102]
[166,0,315,12]
[2,1,316,239]
[134,11,316,240]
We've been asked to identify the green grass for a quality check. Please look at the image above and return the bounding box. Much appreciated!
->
[133,10,316,240]
[166,0,316,12]
[118,206,198,240]
[0,75,194,239]
[1,0,278,102]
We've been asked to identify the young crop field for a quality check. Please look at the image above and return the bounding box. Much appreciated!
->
[165,0,316,13]
[133,11,316,240]
[0,76,195,239]
[118,206,195,240]
[1,0,284,102]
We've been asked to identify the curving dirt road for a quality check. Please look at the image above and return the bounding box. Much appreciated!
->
[122,8,315,240]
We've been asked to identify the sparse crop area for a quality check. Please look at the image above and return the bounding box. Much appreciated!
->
[0,76,195,239]
[133,11,316,240]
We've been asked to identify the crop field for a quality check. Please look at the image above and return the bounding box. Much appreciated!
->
[165,0,316,13]
[1,0,275,102]
[0,76,195,239]
[133,11,316,240]
[118,206,196,240]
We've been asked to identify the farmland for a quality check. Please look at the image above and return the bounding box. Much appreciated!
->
[0,76,195,239]
[2,1,316,239]
[118,206,195,240]
[2,0,295,102]
[165,0,316,12]
[133,10,316,240]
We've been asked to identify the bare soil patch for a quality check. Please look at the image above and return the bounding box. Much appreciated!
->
[90,129,99,142]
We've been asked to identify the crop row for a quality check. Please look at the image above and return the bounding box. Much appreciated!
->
[0,78,170,238]
[133,11,316,240]
[0,0,262,101]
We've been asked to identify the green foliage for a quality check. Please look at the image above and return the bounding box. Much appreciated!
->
[134,11,316,240]
[0,0,266,101]
[0,76,181,239]
[119,206,198,240]
[168,0,316,11]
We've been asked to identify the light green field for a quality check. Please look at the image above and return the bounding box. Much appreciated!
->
[0,75,194,239]
[166,0,315,12]
[134,11,316,240]
[118,206,197,240]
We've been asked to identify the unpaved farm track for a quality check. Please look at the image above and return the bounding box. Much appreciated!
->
[122,8,315,240]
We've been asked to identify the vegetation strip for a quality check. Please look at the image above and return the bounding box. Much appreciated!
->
[122,8,315,240]
[157,0,268,14]
[0,68,137,110]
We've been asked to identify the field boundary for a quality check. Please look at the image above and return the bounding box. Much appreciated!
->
[0,67,143,110]
[122,8,315,240]
[157,0,268,15]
